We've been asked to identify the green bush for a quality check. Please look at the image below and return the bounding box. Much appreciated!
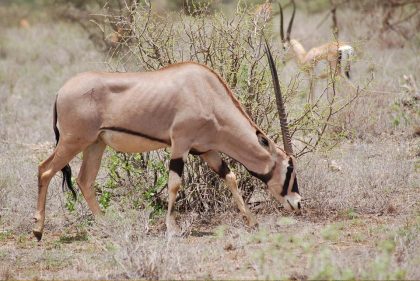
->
[92,1,362,214]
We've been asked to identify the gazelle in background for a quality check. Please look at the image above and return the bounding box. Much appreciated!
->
[33,42,301,241]
[279,0,355,103]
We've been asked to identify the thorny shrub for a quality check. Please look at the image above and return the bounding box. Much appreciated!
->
[80,1,367,215]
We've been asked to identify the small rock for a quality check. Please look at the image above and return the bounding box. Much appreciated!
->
[387,203,397,214]
[329,160,342,172]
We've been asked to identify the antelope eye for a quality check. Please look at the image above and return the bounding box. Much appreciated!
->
[256,132,269,148]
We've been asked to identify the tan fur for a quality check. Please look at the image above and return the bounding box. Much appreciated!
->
[101,131,167,153]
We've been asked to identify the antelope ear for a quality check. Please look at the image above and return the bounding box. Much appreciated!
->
[257,132,269,148]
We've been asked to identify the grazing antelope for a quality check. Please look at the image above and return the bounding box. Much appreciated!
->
[33,44,301,241]
[279,0,355,103]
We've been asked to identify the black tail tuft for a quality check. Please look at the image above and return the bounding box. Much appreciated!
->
[53,97,77,201]
[345,63,351,79]
[62,164,77,200]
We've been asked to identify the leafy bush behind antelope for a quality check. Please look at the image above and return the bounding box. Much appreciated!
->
[87,1,368,215]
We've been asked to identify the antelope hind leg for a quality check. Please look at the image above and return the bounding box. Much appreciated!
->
[76,140,106,216]
[34,141,84,241]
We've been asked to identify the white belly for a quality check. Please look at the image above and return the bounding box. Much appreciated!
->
[100,131,169,153]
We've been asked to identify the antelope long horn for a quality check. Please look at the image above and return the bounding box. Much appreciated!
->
[264,38,293,155]
[286,0,296,41]
[278,2,284,41]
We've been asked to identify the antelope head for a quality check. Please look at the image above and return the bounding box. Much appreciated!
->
[263,39,301,211]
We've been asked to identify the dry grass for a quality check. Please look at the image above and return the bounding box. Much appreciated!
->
[301,137,418,217]
[0,2,419,280]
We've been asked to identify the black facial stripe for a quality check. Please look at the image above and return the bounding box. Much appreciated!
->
[291,177,299,194]
[249,170,273,184]
[248,162,276,184]
[281,164,293,196]
[217,161,230,179]
[100,126,170,144]
[287,199,295,210]
[169,158,184,177]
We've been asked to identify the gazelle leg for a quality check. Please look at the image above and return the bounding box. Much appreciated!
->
[33,140,86,241]
[200,151,257,227]
[345,64,351,79]
[308,71,316,104]
[308,78,314,104]
[76,140,106,216]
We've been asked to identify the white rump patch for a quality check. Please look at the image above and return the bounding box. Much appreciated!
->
[339,45,354,77]
[339,45,355,61]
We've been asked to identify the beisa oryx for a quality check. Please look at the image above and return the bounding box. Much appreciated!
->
[33,42,301,241]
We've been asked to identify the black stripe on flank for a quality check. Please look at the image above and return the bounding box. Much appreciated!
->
[169,158,184,177]
[100,126,170,144]
[281,158,294,196]
[217,161,230,179]
[189,148,209,156]
[248,162,276,184]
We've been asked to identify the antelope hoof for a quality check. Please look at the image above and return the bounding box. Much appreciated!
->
[166,224,183,237]
[166,216,182,237]
[246,215,258,228]
[33,230,43,241]
[33,215,44,241]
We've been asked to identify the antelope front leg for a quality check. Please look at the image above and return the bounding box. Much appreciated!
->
[76,141,106,216]
[166,158,184,236]
[225,170,258,227]
[200,151,257,227]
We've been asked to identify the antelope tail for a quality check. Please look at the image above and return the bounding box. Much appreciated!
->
[338,45,354,79]
[53,97,77,200]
